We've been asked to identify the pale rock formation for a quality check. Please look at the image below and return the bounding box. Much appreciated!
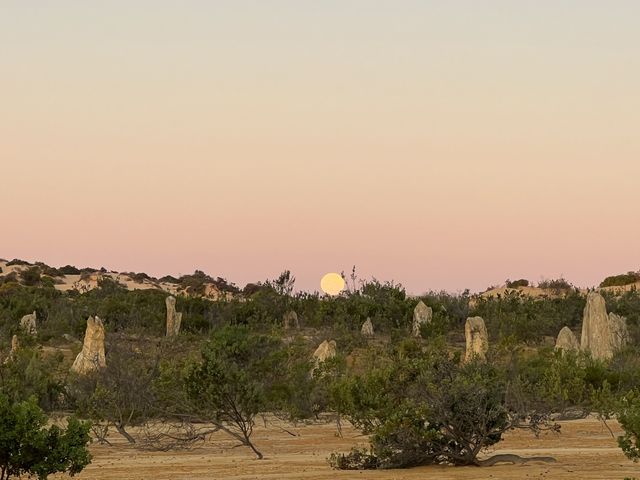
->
[283,310,299,330]
[4,335,19,363]
[361,318,374,337]
[464,316,489,362]
[165,296,182,337]
[581,292,629,360]
[412,301,432,337]
[20,311,37,336]
[313,340,337,368]
[71,316,106,374]
[555,327,579,353]
[609,312,630,352]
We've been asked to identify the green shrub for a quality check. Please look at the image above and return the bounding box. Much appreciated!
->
[0,346,65,410]
[600,272,640,288]
[617,390,640,462]
[185,325,289,459]
[0,394,91,479]
[329,349,550,469]
[58,265,81,275]
[538,278,573,291]
[19,267,42,287]
[5,259,29,267]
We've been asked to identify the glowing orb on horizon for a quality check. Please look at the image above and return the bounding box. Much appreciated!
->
[320,273,345,296]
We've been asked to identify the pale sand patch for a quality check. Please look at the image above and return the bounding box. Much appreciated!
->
[52,418,637,480]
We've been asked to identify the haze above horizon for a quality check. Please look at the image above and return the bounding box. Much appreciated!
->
[2,1,639,294]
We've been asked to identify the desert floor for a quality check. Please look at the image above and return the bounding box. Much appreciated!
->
[55,417,639,480]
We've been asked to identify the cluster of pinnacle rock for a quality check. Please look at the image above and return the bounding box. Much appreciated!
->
[6,291,628,374]
[556,291,629,360]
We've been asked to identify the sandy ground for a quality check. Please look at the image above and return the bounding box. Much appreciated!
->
[53,417,639,480]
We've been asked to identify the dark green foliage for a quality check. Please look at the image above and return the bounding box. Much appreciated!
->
[0,346,66,411]
[19,267,42,287]
[158,275,179,284]
[68,338,160,444]
[123,272,153,283]
[0,394,91,479]
[537,277,574,292]
[329,350,534,468]
[185,326,289,458]
[58,265,81,275]
[617,390,640,462]
[601,272,640,288]
[178,270,240,296]
[471,290,585,343]
[506,279,529,288]
[0,274,17,286]
[5,259,29,267]
[604,290,640,342]
[293,280,415,333]
[328,448,379,470]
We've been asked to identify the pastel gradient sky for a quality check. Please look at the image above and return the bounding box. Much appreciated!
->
[2,1,639,293]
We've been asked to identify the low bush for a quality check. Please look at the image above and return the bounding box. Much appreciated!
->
[0,394,91,479]
[601,272,640,288]
[538,278,573,292]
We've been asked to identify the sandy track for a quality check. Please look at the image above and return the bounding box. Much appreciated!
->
[54,418,638,480]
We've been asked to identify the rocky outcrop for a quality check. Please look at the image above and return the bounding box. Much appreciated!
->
[313,340,337,367]
[20,311,37,336]
[412,301,432,337]
[555,327,579,353]
[71,316,106,374]
[580,292,629,360]
[361,318,374,337]
[464,316,489,362]
[165,296,182,337]
[4,335,19,364]
[609,313,630,352]
[283,310,299,330]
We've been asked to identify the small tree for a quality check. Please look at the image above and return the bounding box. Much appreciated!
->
[617,390,640,461]
[0,394,91,479]
[186,326,286,459]
[69,339,159,444]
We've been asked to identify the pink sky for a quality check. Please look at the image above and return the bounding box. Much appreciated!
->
[1,2,639,293]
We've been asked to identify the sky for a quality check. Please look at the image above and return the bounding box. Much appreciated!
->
[1,1,639,294]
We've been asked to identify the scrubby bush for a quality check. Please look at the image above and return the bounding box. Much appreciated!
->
[69,339,160,444]
[601,272,640,288]
[329,345,556,469]
[5,259,29,267]
[617,390,640,462]
[538,277,573,292]
[178,270,239,296]
[158,275,179,284]
[123,272,153,284]
[0,346,66,411]
[19,267,42,287]
[58,265,81,275]
[0,273,18,287]
[506,279,529,288]
[471,290,585,343]
[185,326,288,458]
[0,394,91,479]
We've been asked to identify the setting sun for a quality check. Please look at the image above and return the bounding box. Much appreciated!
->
[320,273,345,296]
